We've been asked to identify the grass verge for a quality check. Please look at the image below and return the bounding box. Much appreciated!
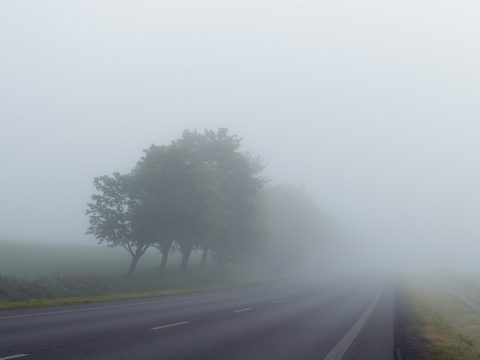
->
[404,277,480,360]
[0,263,273,311]
[0,280,268,311]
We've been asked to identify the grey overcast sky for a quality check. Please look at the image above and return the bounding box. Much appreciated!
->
[1,0,480,268]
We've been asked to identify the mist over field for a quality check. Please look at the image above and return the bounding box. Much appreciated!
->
[2,0,480,274]
[4,2,480,360]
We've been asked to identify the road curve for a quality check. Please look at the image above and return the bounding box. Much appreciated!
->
[0,276,394,360]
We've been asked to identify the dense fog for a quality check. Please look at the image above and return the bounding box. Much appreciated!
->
[2,0,480,272]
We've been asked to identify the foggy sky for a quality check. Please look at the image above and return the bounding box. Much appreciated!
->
[2,0,480,269]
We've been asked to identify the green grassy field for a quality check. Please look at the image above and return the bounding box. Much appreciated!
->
[404,274,480,360]
[0,239,269,309]
[0,239,186,277]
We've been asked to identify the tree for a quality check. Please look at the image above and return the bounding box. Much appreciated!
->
[136,139,221,272]
[133,145,174,272]
[137,128,266,271]
[86,172,155,276]
[87,128,267,275]
[205,131,266,263]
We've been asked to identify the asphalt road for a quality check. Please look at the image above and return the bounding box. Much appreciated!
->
[0,276,394,360]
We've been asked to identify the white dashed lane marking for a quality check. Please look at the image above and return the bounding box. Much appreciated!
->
[233,308,252,313]
[151,321,189,330]
[0,355,30,360]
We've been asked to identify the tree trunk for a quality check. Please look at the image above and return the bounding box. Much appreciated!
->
[159,251,169,272]
[201,248,209,267]
[179,245,192,272]
[127,253,141,277]
[159,240,173,273]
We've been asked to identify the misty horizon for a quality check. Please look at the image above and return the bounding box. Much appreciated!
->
[2,0,480,271]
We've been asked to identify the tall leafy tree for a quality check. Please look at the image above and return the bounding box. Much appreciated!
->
[179,129,267,263]
[87,128,266,275]
[136,139,221,272]
[133,145,174,272]
[86,172,155,276]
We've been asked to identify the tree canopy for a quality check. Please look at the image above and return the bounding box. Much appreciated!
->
[86,129,266,275]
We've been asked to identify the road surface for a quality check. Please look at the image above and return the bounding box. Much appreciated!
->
[0,276,394,360]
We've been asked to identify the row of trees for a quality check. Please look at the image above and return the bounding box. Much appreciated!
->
[86,129,266,275]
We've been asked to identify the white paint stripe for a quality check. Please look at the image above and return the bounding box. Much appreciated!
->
[0,292,222,321]
[151,321,189,330]
[0,302,157,321]
[0,283,282,321]
[0,354,30,360]
[0,289,242,322]
[323,288,383,360]
[233,307,252,313]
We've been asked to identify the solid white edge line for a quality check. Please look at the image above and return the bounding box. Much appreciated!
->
[0,291,226,321]
[0,354,30,360]
[151,321,189,330]
[323,288,383,360]
[233,307,252,313]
